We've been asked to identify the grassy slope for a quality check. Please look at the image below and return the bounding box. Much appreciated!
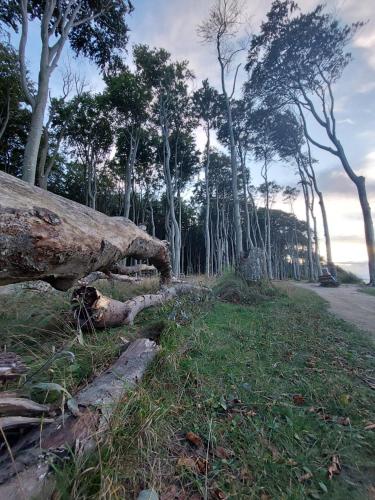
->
[358,287,375,297]
[48,279,375,499]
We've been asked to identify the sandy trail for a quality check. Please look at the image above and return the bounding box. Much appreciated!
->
[292,282,375,338]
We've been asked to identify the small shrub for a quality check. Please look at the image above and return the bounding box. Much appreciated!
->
[214,271,280,305]
[335,265,363,284]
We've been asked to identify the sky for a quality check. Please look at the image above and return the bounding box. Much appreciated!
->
[15,0,375,279]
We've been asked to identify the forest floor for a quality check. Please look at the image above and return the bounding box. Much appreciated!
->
[291,283,375,338]
[0,276,374,499]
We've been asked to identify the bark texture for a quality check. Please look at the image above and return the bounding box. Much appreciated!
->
[0,339,158,499]
[0,171,172,290]
[72,284,209,329]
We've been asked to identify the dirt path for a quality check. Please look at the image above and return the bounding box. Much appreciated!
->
[293,282,375,337]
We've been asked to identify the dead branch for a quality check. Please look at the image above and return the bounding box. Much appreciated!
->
[0,339,158,498]
[72,283,210,329]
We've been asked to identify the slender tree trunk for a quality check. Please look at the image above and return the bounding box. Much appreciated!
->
[299,165,314,281]
[304,141,333,266]
[205,127,211,276]
[335,143,375,285]
[217,46,243,261]
[239,148,253,252]
[0,94,10,141]
[124,132,139,219]
[161,115,180,276]
[23,73,49,184]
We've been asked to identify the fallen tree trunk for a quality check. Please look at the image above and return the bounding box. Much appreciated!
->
[110,263,157,275]
[0,338,158,499]
[0,171,171,290]
[78,271,143,286]
[72,283,210,329]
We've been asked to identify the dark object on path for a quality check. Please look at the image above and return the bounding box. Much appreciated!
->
[319,268,340,287]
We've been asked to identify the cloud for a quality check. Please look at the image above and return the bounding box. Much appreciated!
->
[337,118,355,125]
[316,152,375,198]
[356,81,375,93]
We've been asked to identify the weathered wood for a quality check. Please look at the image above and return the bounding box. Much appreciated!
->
[0,339,158,497]
[72,284,210,328]
[111,263,157,275]
[78,271,142,286]
[0,171,171,290]
[0,353,28,382]
[0,416,54,430]
[0,397,50,417]
[237,248,267,281]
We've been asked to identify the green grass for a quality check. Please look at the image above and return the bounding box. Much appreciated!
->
[0,278,161,395]
[49,277,375,499]
[358,287,375,297]
[336,266,363,285]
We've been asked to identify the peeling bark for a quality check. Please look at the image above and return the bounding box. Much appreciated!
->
[72,284,209,329]
[0,171,171,290]
[78,271,143,286]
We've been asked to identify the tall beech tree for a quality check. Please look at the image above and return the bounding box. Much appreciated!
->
[0,0,133,185]
[105,66,152,218]
[246,0,374,285]
[65,92,113,209]
[193,79,221,276]
[0,40,24,141]
[198,0,244,262]
[134,45,195,276]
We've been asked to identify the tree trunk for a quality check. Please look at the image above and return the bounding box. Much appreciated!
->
[161,118,180,276]
[240,150,253,253]
[22,74,49,184]
[299,168,314,281]
[0,171,171,290]
[217,48,243,262]
[205,128,211,276]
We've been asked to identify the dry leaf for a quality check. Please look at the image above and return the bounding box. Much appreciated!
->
[286,459,298,466]
[186,431,203,448]
[215,446,235,459]
[239,466,253,482]
[364,423,375,430]
[212,488,226,499]
[293,394,305,406]
[299,472,313,482]
[328,455,341,480]
[196,457,209,475]
[337,416,350,426]
[246,409,257,417]
[177,456,196,470]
